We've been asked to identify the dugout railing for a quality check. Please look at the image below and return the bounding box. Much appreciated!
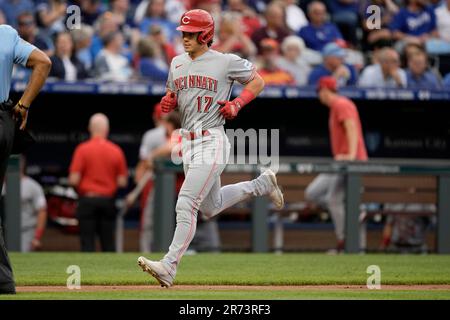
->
[3,156,450,254]
[147,158,450,254]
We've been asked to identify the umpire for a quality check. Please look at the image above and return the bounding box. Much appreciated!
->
[0,25,51,294]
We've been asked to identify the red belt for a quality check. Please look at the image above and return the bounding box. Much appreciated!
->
[184,130,210,140]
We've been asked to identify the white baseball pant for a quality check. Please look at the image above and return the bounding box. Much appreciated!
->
[161,126,273,278]
[305,173,366,249]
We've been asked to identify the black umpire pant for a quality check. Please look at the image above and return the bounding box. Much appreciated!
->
[0,102,17,294]
[76,197,117,252]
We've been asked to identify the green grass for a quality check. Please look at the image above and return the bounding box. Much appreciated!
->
[2,290,450,300]
[9,252,450,286]
[2,252,450,299]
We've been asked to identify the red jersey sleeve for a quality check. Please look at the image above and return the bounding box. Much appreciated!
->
[335,99,355,123]
[69,146,84,174]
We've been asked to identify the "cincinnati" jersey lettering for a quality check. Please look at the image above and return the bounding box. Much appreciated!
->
[173,75,218,93]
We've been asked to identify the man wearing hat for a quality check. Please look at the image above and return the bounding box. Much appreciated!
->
[308,42,357,87]
[305,76,368,253]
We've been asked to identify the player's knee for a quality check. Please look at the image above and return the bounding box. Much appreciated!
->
[198,205,216,219]
[175,195,200,216]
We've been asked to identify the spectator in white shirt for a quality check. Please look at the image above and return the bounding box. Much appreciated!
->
[359,47,407,88]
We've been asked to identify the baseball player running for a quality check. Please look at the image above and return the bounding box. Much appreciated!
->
[138,9,284,288]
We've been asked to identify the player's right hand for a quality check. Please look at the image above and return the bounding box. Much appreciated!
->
[218,99,241,120]
[161,91,177,113]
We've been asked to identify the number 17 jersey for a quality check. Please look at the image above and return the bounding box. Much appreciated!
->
[166,49,256,131]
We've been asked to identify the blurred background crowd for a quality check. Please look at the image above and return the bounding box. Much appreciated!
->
[3,0,450,89]
[1,1,444,254]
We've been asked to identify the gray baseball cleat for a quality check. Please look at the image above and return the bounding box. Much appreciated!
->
[261,169,284,210]
[138,256,174,288]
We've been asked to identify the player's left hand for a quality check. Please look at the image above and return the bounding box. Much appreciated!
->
[218,99,241,120]
[12,101,29,130]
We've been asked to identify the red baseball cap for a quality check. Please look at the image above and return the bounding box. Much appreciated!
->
[317,76,337,92]
[153,103,163,120]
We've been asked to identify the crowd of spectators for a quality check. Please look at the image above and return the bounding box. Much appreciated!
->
[3,0,450,89]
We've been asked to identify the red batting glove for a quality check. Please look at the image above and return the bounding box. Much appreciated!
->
[161,92,177,113]
[218,89,256,120]
[218,99,242,120]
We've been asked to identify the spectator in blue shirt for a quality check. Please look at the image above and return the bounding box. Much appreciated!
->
[328,0,359,47]
[406,51,442,89]
[136,38,168,82]
[308,42,357,86]
[0,0,35,28]
[298,1,344,52]
[390,0,439,45]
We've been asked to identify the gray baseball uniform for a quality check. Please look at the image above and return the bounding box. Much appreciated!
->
[1,177,47,252]
[305,174,366,250]
[21,176,46,252]
[139,126,166,161]
[160,50,272,278]
[166,50,256,131]
[139,125,166,253]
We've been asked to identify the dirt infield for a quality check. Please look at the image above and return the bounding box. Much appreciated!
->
[16,285,450,292]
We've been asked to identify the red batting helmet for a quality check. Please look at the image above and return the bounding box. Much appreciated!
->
[176,9,214,45]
